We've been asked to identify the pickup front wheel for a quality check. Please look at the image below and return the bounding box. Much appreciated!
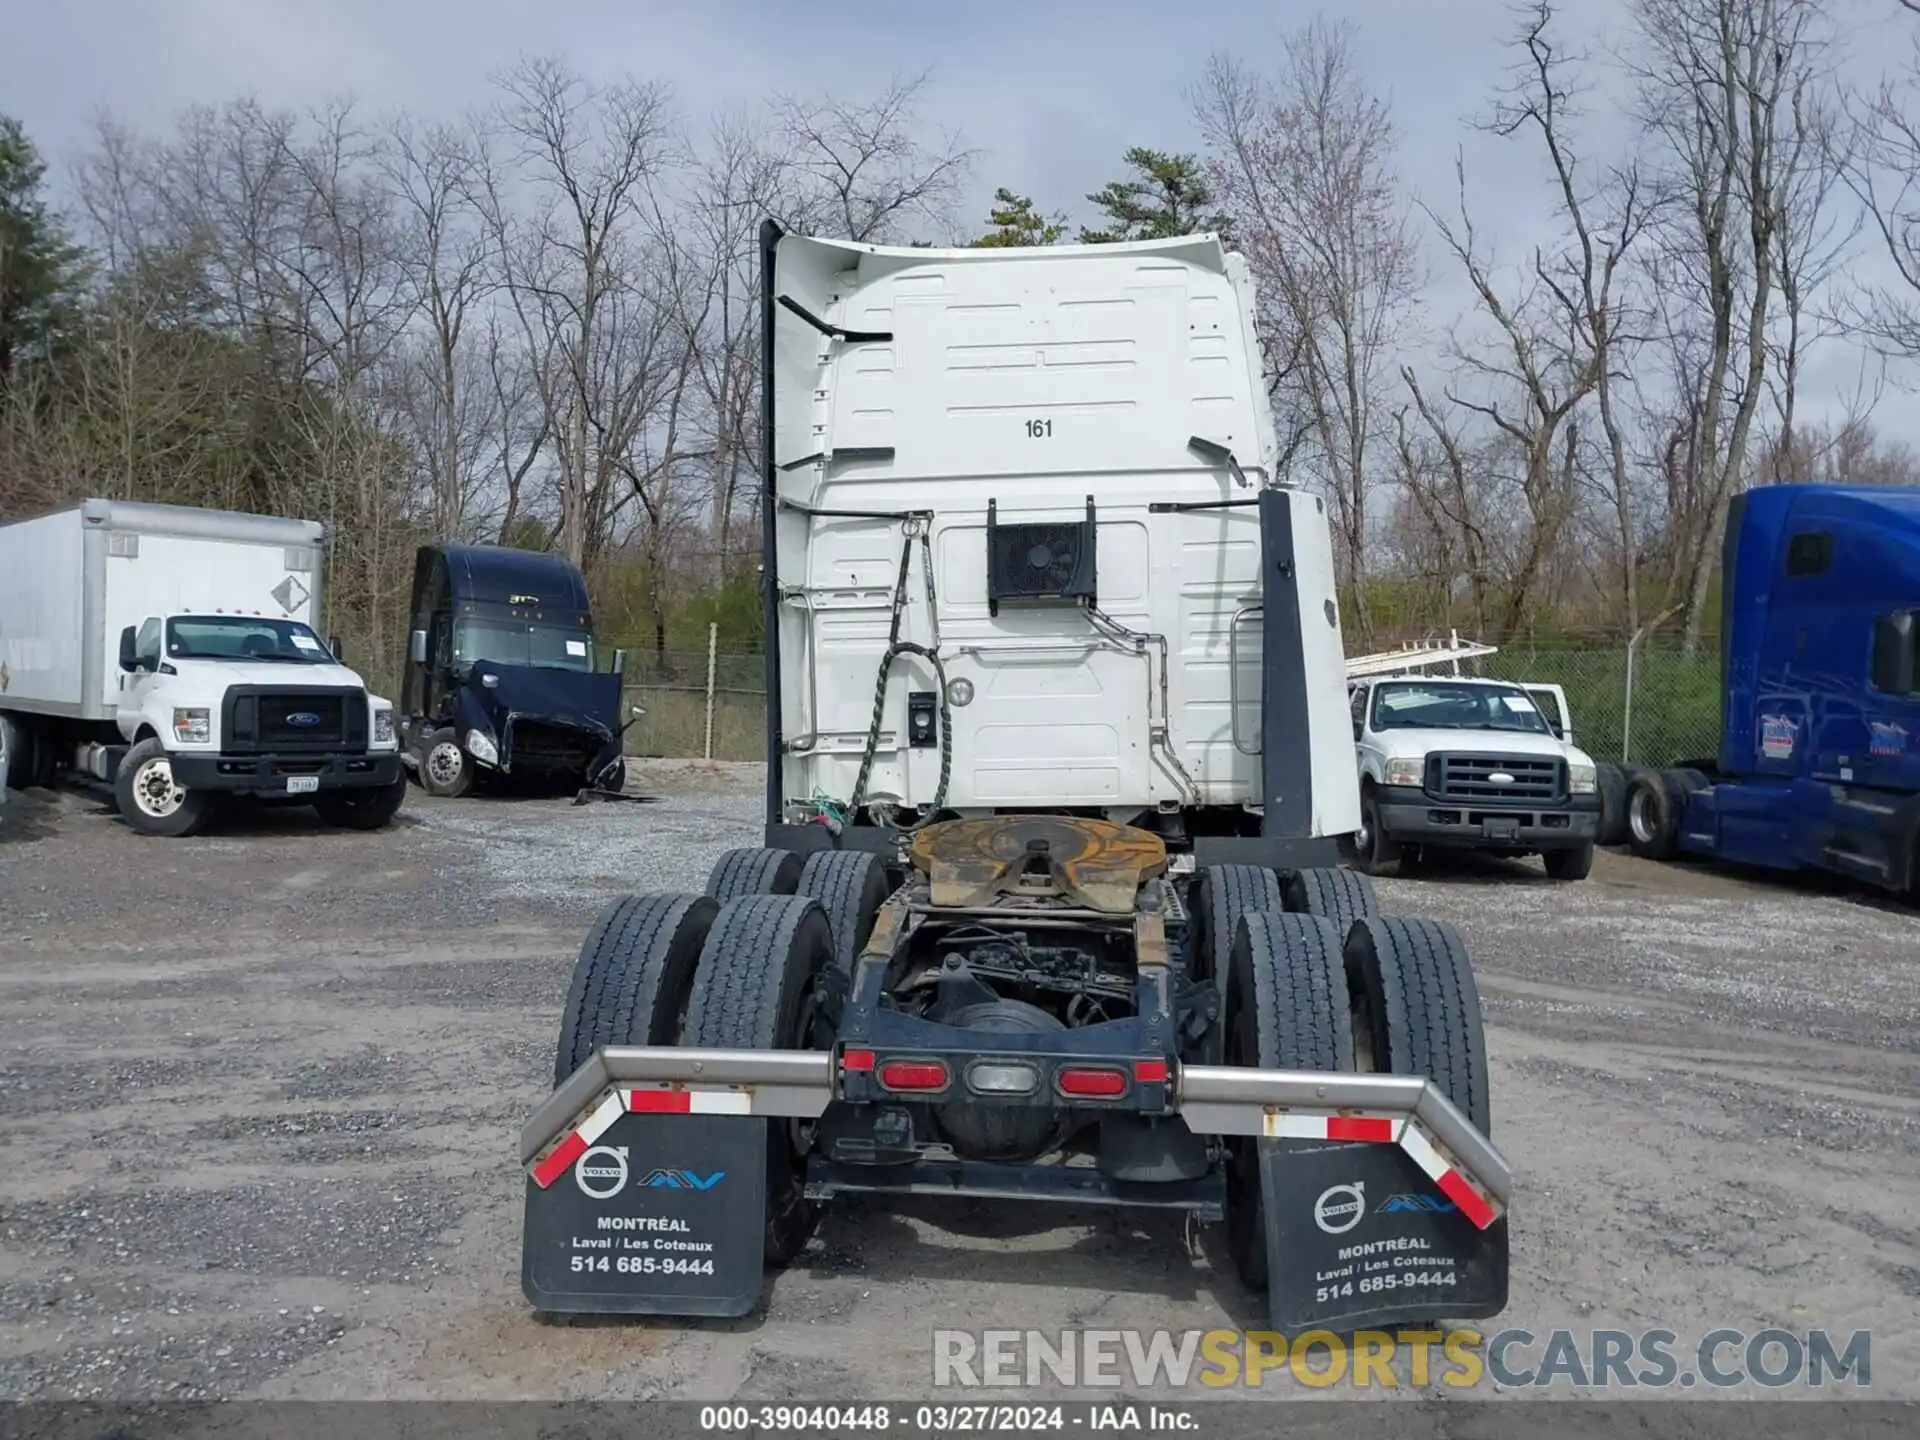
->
[114,737,213,838]
[1340,786,1400,877]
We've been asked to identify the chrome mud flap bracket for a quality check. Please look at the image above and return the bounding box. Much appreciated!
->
[1177,1065,1511,1333]
[518,1049,833,1317]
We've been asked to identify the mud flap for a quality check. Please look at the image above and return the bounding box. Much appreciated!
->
[1260,1136,1507,1333]
[521,1111,769,1316]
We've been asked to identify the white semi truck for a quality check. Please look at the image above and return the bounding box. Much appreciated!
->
[0,499,405,837]
[517,226,1513,1336]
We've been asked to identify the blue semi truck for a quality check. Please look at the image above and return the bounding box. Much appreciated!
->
[1624,483,1920,898]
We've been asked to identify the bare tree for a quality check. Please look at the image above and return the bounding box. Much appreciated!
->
[1627,0,1830,650]
[771,72,974,242]
[484,56,677,566]
[382,114,496,537]
[1837,3,1920,362]
[1194,20,1420,644]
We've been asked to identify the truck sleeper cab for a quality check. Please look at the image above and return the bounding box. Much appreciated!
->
[399,543,629,799]
[1625,484,1920,896]
[519,224,1513,1338]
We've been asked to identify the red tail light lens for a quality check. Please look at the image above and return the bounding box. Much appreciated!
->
[1057,1067,1128,1098]
[878,1059,950,1092]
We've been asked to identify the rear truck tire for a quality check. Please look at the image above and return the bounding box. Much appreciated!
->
[1222,911,1353,1293]
[680,895,836,1266]
[554,892,719,1085]
[1190,864,1284,1064]
[706,846,803,904]
[1542,842,1595,881]
[1340,785,1401,876]
[796,849,891,978]
[1280,867,1378,937]
[114,737,213,838]
[1343,916,1490,1135]
[1596,762,1630,846]
[1625,768,1679,860]
[313,776,408,831]
[419,727,472,798]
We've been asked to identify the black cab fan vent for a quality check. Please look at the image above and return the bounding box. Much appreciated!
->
[986,497,1098,617]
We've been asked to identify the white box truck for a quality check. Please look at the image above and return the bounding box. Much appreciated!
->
[0,498,406,837]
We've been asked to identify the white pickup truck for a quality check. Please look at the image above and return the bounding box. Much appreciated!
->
[1343,672,1600,880]
[0,499,404,837]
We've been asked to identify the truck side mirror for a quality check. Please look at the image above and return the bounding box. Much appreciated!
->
[611,648,628,676]
[329,635,344,663]
[119,626,138,673]
[409,629,428,666]
[1352,717,1363,741]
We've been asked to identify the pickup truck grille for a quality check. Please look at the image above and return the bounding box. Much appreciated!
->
[223,687,366,753]
[1426,753,1563,803]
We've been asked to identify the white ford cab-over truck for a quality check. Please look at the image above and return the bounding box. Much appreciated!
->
[0,499,404,837]
[1343,673,1600,879]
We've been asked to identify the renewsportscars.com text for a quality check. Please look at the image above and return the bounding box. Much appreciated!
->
[932,1327,1872,1391]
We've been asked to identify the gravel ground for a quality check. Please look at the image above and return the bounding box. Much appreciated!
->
[1,765,1915,1404]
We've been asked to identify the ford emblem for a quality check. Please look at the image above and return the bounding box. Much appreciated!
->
[1488,771,1515,785]
[286,712,322,728]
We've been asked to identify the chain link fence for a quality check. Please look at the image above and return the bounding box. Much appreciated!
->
[615,641,1724,769]
[1479,642,1723,768]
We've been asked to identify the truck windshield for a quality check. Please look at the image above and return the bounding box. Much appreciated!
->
[454,621,595,672]
[166,616,335,664]
[1370,681,1552,735]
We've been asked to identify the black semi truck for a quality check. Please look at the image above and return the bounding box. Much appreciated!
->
[399,543,630,798]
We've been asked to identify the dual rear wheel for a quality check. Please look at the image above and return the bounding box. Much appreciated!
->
[554,846,892,1266]
[1199,862,1490,1294]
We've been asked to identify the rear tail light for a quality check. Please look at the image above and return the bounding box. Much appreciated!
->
[878,1059,950,1092]
[966,1062,1039,1096]
[1056,1067,1128,1098]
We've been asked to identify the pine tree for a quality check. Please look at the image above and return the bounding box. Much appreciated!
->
[0,115,87,389]
[1079,148,1231,244]
[970,187,1069,247]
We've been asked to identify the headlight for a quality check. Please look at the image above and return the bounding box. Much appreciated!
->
[372,709,394,745]
[172,707,210,744]
[465,729,498,766]
[1382,757,1424,787]
[1569,761,1597,795]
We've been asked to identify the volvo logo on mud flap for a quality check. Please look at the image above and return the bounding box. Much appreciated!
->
[1377,1192,1457,1215]
[574,1144,629,1199]
[1313,1181,1366,1234]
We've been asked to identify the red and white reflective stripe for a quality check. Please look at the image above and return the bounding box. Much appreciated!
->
[529,1084,758,1189]
[1261,1112,1403,1144]
[625,1086,753,1116]
[1255,1110,1501,1231]
[530,1087,625,1189]
[1398,1121,1499,1231]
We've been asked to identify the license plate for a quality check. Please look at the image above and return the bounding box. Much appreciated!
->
[1483,818,1519,841]
[286,776,320,795]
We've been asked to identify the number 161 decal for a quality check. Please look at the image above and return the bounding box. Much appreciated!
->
[1025,418,1052,439]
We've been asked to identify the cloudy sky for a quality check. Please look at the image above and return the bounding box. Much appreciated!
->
[7,0,1919,440]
